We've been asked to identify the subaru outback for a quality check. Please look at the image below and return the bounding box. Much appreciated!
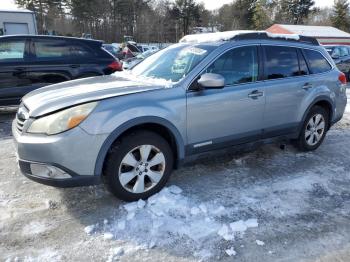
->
[12,31,347,201]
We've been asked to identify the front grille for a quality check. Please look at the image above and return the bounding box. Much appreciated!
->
[16,105,29,133]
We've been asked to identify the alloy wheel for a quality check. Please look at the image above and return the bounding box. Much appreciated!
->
[305,113,325,146]
[118,145,166,194]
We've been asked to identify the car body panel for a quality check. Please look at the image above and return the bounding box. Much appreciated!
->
[22,74,167,117]
[13,121,108,176]
[186,82,265,153]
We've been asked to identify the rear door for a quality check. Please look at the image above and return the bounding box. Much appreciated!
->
[0,37,32,105]
[262,45,310,137]
[25,37,73,89]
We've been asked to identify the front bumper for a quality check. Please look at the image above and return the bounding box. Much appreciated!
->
[13,121,108,187]
[19,160,100,187]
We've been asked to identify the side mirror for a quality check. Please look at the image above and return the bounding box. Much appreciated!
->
[197,73,225,89]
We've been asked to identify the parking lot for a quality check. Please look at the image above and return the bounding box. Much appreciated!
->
[1,90,350,262]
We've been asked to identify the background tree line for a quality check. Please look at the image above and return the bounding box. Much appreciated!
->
[15,0,350,43]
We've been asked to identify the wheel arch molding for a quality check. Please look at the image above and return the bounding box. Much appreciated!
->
[299,96,335,133]
[93,116,185,177]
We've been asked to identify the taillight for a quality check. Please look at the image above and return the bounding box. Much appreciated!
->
[339,72,347,85]
[108,60,122,71]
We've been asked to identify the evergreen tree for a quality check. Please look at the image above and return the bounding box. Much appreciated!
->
[171,0,201,36]
[276,0,315,24]
[252,0,272,30]
[331,0,350,32]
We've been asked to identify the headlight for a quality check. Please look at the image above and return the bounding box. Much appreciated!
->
[27,102,98,135]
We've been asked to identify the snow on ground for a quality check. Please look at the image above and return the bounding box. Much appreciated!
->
[1,90,350,261]
[82,185,258,260]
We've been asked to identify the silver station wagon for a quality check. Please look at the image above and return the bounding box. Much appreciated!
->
[13,31,347,201]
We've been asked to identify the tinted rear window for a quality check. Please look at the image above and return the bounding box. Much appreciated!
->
[303,49,332,74]
[34,39,93,59]
[265,46,300,79]
[0,40,25,61]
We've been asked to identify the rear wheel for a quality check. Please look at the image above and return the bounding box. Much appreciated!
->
[297,106,329,151]
[103,131,174,201]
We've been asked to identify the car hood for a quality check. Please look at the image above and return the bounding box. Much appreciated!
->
[23,74,171,117]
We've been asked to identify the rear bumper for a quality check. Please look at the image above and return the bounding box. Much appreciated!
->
[18,160,101,188]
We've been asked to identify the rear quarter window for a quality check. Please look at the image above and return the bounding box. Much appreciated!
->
[303,49,332,74]
[69,42,94,58]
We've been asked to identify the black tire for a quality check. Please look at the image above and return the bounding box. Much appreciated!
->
[297,106,329,152]
[103,130,174,201]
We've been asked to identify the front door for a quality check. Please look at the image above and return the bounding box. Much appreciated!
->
[0,37,31,105]
[186,45,265,154]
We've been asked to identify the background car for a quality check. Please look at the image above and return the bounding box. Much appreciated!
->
[102,44,124,60]
[324,45,350,80]
[122,50,155,70]
[122,43,141,59]
[137,44,159,53]
[0,35,122,106]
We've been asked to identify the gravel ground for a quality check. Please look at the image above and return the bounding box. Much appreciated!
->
[1,90,350,262]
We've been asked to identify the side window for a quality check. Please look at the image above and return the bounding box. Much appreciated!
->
[69,43,93,57]
[0,40,25,61]
[333,47,341,57]
[303,49,332,74]
[34,39,70,59]
[265,46,299,79]
[206,46,259,85]
[340,47,349,57]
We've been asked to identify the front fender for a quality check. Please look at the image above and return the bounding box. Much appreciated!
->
[92,116,185,176]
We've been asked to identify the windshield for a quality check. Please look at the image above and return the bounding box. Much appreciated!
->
[131,44,216,83]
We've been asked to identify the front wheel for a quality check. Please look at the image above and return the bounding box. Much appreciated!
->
[297,106,329,151]
[103,131,174,201]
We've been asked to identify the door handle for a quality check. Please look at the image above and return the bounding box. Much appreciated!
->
[248,90,264,99]
[302,83,313,90]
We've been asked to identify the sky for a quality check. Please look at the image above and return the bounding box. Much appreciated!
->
[1,0,334,11]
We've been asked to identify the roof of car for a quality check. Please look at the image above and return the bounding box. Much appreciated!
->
[179,31,319,46]
[0,35,103,44]
[324,45,349,48]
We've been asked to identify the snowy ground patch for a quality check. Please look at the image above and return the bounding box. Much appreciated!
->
[83,185,258,260]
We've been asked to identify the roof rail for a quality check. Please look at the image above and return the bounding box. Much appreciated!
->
[231,32,320,46]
